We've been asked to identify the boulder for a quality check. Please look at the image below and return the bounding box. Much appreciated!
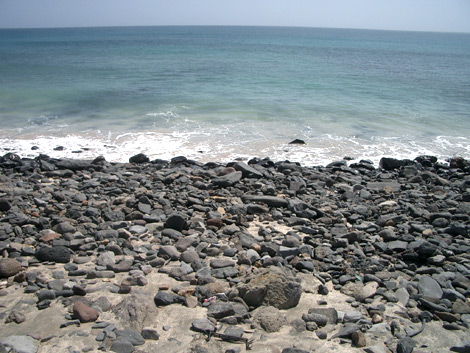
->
[237,267,301,309]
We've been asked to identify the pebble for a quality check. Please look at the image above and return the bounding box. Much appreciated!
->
[0,154,468,353]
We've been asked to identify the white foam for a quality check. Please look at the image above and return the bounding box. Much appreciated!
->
[0,131,469,167]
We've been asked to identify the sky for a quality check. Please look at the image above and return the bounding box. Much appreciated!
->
[0,0,469,33]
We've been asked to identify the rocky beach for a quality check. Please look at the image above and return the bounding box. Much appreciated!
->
[0,152,469,353]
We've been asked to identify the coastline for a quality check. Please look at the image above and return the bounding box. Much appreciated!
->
[1,132,469,169]
[0,151,469,352]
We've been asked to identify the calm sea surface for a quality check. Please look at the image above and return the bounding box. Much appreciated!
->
[0,26,469,165]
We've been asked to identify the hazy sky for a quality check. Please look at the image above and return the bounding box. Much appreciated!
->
[1,0,469,33]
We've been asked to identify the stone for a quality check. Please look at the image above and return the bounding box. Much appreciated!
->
[212,171,242,187]
[73,301,100,323]
[395,287,410,306]
[308,308,338,324]
[450,341,470,353]
[237,267,301,309]
[108,260,133,272]
[288,139,306,145]
[191,318,217,333]
[341,281,378,302]
[0,198,12,212]
[1,335,39,353]
[242,195,288,208]
[302,312,328,327]
[129,153,149,164]
[97,251,116,266]
[158,245,180,260]
[35,246,71,263]
[164,213,187,231]
[330,324,361,339]
[0,258,22,278]
[110,337,135,353]
[5,310,26,324]
[141,328,160,340]
[352,330,367,347]
[154,291,183,306]
[253,306,287,332]
[115,330,145,346]
[282,349,309,353]
[207,302,235,319]
[418,275,443,301]
[233,161,263,178]
[397,337,416,353]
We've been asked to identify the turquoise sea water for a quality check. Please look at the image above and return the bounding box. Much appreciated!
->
[0,26,469,165]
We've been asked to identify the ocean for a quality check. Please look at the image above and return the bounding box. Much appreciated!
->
[0,26,469,166]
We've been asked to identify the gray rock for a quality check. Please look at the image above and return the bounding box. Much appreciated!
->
[253,306,287,332]
[35,246,71,263]
[395,287,410,306]
[281,349,310,353]
[141,328,160,340]
[242,195,288,208]
[207,302,235,319]
[97,251,116,266]
[344,310,363,323]
[233,162,263,178]
[308,307,338,324]
[223,326,244,339]
[107,259,133,272]
[418,275,443,301]
[115,330,145,346]
[450,340,470,353]
[5,310,26,324]
[213,171,242,187]
[159,245,180,260]
[191,318,217,333]
[387,240,408,252]
[154,291,183,306]
[330,324,361,339]
[129,153,149,164]
[210,259,235,268]
[110,337,135,353]
[237,267,301,309]
[397,337,416,353]
[1,335,39,353]
[0,258,22,278]
[164,213,188,231]
[341,281,378,302]
[302,312,328,327]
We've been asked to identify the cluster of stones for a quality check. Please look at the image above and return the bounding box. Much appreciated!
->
[0,152,469,353]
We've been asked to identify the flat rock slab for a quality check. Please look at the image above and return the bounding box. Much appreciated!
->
[1,335,39,353]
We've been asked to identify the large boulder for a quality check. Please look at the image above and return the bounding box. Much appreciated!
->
[237,267,301,309]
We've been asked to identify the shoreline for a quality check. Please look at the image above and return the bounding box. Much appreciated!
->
[0,152,469,352]
[1,132,470,169]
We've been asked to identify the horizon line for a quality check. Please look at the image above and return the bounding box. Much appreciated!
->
[1,24,469,35]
